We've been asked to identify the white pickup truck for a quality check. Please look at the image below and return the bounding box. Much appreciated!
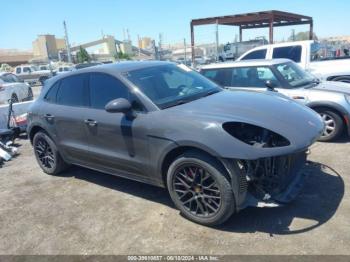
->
[14,65,52,86]
[237,40,350,83]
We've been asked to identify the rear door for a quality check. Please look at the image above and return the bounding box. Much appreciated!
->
[83,72,150,178]
[42,74,90,163]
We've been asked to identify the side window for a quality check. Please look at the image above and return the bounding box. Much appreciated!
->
[201,69,232,86]
[272,46,302,63]
[89,73,129,110]
[16,67,21,74]
[10,74,20,82]
[56,74,87,107]
[44,82,60,103]
[5,74,15,83]
[23,67,31,73]
[241,49,267,60]
[231,66,279,88]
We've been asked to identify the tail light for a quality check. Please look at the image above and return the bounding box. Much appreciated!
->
[0,83,5,92]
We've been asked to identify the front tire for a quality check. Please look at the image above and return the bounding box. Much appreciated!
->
[33,131,69,175]
[167,151,235,226]
[316,109,344,142]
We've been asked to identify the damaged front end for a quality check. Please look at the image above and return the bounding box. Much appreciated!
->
[237,151,308,209]
[221,121,316,210]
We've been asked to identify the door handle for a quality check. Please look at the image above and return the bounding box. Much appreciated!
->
[84,119,98,127]
[44,114,55,120]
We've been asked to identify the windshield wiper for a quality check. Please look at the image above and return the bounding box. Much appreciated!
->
[201,89,220,97]
[163,99,190,109]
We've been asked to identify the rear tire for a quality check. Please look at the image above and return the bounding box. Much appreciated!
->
[33,131,69,175]
[167,151,235,226]
[315,108,344,142]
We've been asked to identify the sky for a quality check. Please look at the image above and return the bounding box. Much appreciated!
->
[0,0,349,50]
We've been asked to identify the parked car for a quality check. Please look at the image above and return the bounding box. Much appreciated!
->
[0,72,33,104]
[219,38,268,61]
[75,62,103,70]
[237,40,350,83]
[194,56,211,65]
[27,61,323,226]
[14,65,52,85]
[38,65,50,71]
[55,65,75,75]
[201,59,350,141]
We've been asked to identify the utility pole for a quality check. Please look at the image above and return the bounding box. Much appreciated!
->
[292,29,296,41]
[63,21,72,63]
[45,41,53,75]
[158,33,163,60]
[137,35,141,59]
[215,19,219,62]
[184,38,187,64]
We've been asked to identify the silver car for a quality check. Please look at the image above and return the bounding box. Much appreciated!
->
[201,59,350,141]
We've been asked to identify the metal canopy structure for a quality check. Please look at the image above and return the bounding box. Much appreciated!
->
[190,10,313,63]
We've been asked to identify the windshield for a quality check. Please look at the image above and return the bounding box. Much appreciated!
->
[125,64,221,109]
[275,62,317,88]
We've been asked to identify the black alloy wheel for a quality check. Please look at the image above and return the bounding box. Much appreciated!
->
[167,151,235,226]
[172,165,222,217]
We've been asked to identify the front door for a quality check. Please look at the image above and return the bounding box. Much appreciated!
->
[83,73,150,178]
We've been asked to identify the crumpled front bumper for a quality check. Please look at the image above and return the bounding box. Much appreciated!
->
[230,151,310,210]
[240,165,309,209]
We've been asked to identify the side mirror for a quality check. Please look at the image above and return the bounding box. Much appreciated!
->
[265,80,277,92]
[105,98,132,114]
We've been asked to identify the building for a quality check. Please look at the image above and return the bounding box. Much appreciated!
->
[0,49,33,67]
[55,38,67,51]
[197,43,217,58]
[120,41,133,55]
[32,34,66,61]
[172,47,203,60]
[138,37,152,49]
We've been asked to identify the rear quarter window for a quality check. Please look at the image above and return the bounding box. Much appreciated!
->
[44,82,60,103]
[272,46,302,63]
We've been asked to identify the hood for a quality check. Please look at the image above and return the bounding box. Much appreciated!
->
[163,90,324,155]
[311,81,350,95]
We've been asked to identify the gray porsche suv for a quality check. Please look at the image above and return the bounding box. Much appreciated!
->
[27,61,323,226]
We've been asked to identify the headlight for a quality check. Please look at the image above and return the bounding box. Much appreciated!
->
[345,95,350,104]
[222,122,290,148]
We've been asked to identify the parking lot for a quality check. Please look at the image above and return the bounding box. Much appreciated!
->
[0,137,349,255]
